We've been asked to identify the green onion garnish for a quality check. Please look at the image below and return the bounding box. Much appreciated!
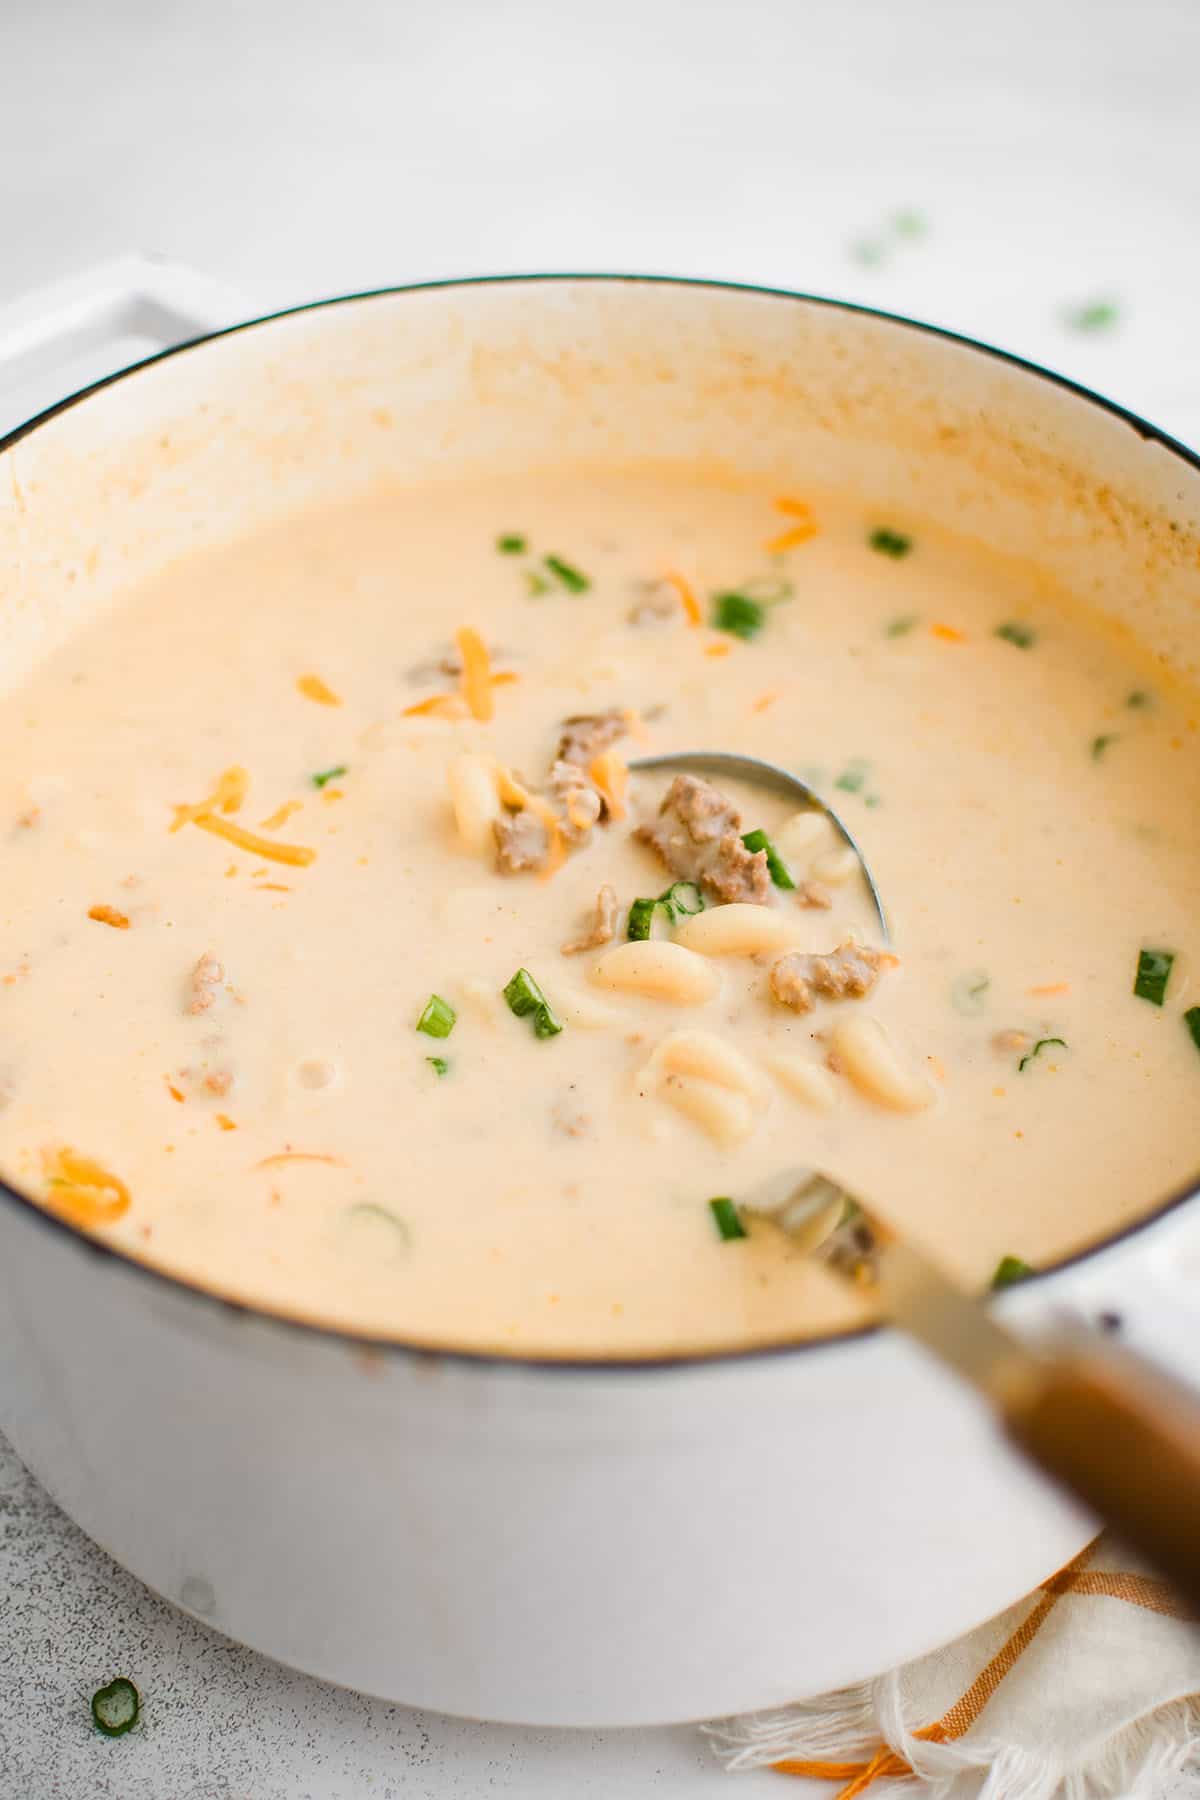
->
[711,591,767,640]
[91,1678,140,1738]
[1126,689,1152,709]
[885,614,919,637]
[1134,947,1175,1007]
[1183,1008,1200,1057]
[661,881,704,920]
[627,897,659,941]
[1062,297,1120,334]
[992,1255,1033,1289]
[426,1056,449,1076]
[995,621,1036,649]
[834,758,870,794]
[709,1197,747,1242]
[627,883,706,940]
[416,994,456,1039]
[526,569,553,597]
[741,828,795,890]
[1017,1036,1067,1073]
[544,554,590,594]
[497,533,527,554]
[951,970,990,1016]
[868,528,912,558]
[503,967,563,1038]
[312,764,347,788]
[1091,734,1118,761]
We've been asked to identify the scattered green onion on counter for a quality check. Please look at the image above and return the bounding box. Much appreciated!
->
[91,1678,140,1738]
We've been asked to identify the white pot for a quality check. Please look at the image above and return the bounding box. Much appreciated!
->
[1,275,1198,1728]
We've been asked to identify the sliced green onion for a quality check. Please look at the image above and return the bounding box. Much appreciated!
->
[711,591,767,640]
[526,569,553,597]
[503,968,563,1038]
[91,1678,140,1738]
[741,828,796,890]
[951,970,990,1016]
[1126,689,1152,709]
[1062,297,1119,334]
[311,764,347,788]
[1090,734,1118,761]
[660,881,705,921]
[995,621,1036,649]
[497,533,527,554]
[1017,1036,1067,1073]
[416,994,456,1039]
[709,1197,747,1242]
[834,758,870,794]
[1183,1008,1200,1057]
[1134,947,1175,1007]
[544,554,590,593]
[885,614,919,637]
[868,528,912,558]
[426,1056,449,1076]
[627,897,659,941]
[992,1255,1033,1289]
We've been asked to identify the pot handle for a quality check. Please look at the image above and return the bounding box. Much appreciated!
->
[0,255,251,437]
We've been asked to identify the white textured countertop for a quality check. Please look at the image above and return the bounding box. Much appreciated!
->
[1,0,1198,1793]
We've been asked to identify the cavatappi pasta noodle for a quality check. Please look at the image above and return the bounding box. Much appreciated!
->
[2,474,1200,1355]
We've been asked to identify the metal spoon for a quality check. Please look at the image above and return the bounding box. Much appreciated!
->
[629,750,890,942]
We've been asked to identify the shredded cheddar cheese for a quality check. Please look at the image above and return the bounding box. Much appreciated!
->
[42,1148,131,1228]
[255,1152,346,1169]
[765,521,819,554]
[259,800,303,830]
[931,623,966,643]
[589,748,629,821]
[663,570,702,626]
[297,673,341,706]
[704,641,733,658]
[774,496,813,517]
[194,815,317,867]
[456,625,495,722]
[171,764,248,832]
[215,1114,237,1131]
[402,693,465,719]
[1028,982,1071,997]
[88,904,130,929]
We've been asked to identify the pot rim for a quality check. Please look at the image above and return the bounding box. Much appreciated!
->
[2,269,1197,1375]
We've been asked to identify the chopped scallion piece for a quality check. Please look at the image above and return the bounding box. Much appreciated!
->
[497,533,527,554]
[627,897,659,942]
[503,968,563,1038]
[709,1196,747,1242]
[1017,1036,1067,1073]
[91,1678,140,1738]
[544,554,590,594]
[951,970,990,1016]
[1126,689,1152,709]
[868,528,912,558]
[526,569,553,597]
[711,591,767,640]
[1134,947,1175,1007]
[741,828,796,890]
[661,881,705,921]
[992,1255,1033,1289]
[426,1056,449,1076]
[834,758,870,794]
[995,621,1036,649]
[416,994,456,1039]
[1183,1008,1200,1057]
[885,614,919,637]
[1062,297,1119,334]
[311,764,347,788]
[1091,734,1118,761]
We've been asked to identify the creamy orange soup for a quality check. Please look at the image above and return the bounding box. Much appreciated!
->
[2,474,1199,1353]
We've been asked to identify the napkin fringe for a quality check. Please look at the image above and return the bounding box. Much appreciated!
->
[706,1677,1200,1799]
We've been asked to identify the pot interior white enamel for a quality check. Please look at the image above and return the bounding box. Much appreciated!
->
[0,278,1198,1726]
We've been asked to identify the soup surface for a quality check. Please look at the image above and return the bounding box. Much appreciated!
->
[2,473,1199,1354]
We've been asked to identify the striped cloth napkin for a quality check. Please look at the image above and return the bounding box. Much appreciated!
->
[707,1539,1200,1799]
